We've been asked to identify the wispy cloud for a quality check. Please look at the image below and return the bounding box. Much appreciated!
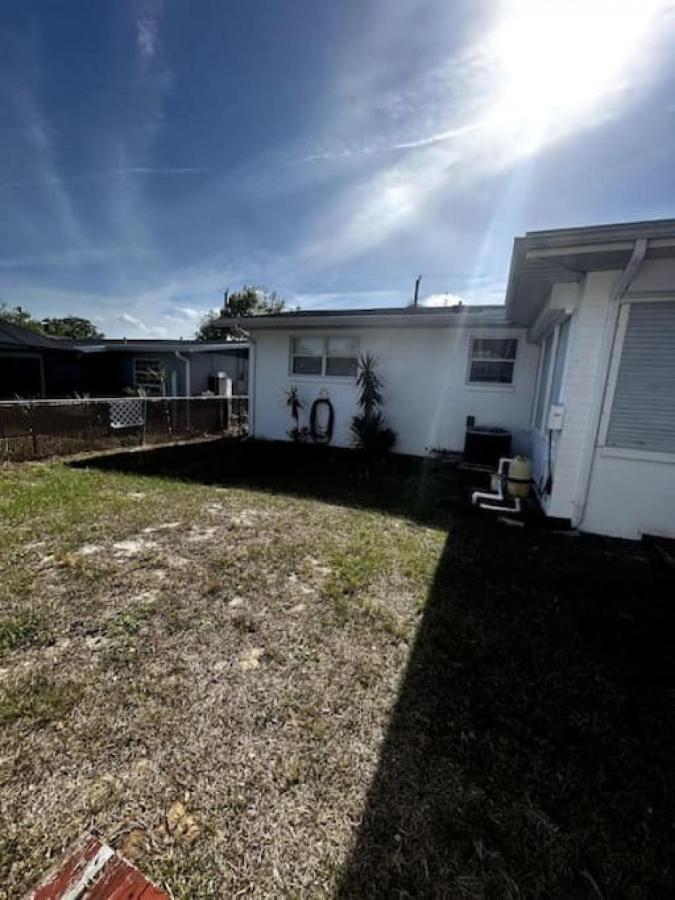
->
[136,0,164,61]
[299,0,674,268]
[0,246,151,269]
[0,167,211,191]
[9,84,89,253]
[115,311,168,337]
[162,305,214,323]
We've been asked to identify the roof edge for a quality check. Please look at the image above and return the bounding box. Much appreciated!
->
[216,305,518,331]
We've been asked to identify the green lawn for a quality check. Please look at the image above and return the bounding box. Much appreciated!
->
[0,440,673,897]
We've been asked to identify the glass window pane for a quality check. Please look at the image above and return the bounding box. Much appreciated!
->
[326,356,358,377]
[327,336,359,357]
[292,336,323,356]
[550,319,570,405]
[472,338,517,361]
[469,361,514,384]
[534,336,553,428]
[292,355,322,375]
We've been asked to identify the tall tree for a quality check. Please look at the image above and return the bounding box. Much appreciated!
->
[195,286,285,340]
[41,316,104,340]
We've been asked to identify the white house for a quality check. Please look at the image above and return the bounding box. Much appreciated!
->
[504,219,675,540]
[238,306,540,457]
[229,219,675,541]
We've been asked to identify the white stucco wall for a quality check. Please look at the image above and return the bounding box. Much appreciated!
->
[532,259,675,539]
[250,325,539,457]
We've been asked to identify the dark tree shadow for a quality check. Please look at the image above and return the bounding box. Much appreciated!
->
[72,439,675,896]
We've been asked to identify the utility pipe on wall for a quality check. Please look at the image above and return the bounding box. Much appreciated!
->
[174,350,191,426]
[174,350,191,396]
[247,336,256,437]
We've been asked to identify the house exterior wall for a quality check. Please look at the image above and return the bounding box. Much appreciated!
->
[43,351,87,397]
[81,351,248,397]
[189,350,248,394]
[539,270,620,520]
[251,325,539,457]
[582,259,675,539]
[84,352,186,396]
[533,259,675,539]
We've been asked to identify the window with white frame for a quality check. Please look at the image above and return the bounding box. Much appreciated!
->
[290,336,360,377]
[133,358,164,395]
[533,335,553,431]
[605,300,675,454]
[468,338,517,385]
[533,320,571,433]
[549,318,570,406]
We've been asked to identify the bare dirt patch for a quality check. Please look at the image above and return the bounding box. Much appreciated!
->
[1,449,674,898]
[0,467,433,896]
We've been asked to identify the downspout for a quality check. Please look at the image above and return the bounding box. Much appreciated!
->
[174,350,191,426]
[247,336,256,437]
[174,350,191,396]
[571,237,647,529]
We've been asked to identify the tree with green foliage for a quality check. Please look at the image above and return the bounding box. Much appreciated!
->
[0,304,104,340]
[195,286,285,340]
[41,316,104,340]
[0,303,43,334]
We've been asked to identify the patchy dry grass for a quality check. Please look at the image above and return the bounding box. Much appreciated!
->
[0,442,673,897]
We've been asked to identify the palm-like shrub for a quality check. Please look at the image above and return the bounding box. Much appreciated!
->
[350,354,397,457]
[285,386,305,441]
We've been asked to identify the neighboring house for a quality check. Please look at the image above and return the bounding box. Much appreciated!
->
[0,321,82,398]
[74,339,249,397]
[230,218,675,541]
[0,326,248,398]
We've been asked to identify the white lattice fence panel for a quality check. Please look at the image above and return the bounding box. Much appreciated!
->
[109,398,145,429]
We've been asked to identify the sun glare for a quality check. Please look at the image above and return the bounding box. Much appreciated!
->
[487,0,671,151]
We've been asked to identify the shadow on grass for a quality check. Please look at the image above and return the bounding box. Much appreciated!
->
[72,439,675,896]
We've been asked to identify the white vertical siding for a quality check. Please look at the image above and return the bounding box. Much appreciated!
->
[543,271,620,520]
[541,258,675,538]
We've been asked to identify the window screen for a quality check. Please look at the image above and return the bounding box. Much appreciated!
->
[133,359,164,395]
[606,301,675,454]
[468,338,517,384]
[290,336,360,377]
[326,336,359,376]
[549,318,570,405]
[291,337,323,375]
[534,335,553,430]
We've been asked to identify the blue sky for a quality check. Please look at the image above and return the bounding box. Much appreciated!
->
[1,0,675,337]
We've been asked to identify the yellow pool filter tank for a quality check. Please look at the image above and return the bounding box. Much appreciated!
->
[506,455,532,499]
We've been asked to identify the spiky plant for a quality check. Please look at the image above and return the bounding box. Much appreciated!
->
[285,386,304,441]
[350,354,396,458]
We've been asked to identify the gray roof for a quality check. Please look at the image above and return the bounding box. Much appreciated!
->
[505,219,675,326]
[0,320,75,351]
[74,339,249,354]
[222,304,517,331]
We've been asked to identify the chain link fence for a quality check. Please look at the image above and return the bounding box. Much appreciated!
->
[0,395,248,462]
